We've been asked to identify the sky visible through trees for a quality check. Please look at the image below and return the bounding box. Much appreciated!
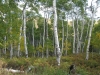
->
[88,0,100,19]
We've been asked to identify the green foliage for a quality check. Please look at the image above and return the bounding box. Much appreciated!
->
[64,41,71,50]
[36,45,43,52]
[0,53,100,75]
[0,43,3,48]
[5,57,33,70]
[69,53,100,75]
[77,68,89,75]
[91,20,100,52]
[0,0,100,75]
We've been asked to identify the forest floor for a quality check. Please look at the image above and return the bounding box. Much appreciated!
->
[0,53,100,75]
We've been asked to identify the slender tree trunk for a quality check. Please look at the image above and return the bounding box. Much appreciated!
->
[82,21,90,52]
[41,34,44,58]
[43,12,46,47]
[65,14,69,56]
[18,24,22,57]
[45,8,49,58]
[86,12,95,60]
[79,4,86,52]
[4,36,6,54]
[46,19,49,58]
[10,43,13,59]
[23,2,28,58]
[42,12,46,58]
[32,19,35,56]
[53,0,61,66]
[46,46,49,58]
[61,20,64,54]
[79,17,85,52]
[72,16,76,54]
[76,18,80,54]
[32,19,34,48]
[71,1,76,54]
[10,17,13,59]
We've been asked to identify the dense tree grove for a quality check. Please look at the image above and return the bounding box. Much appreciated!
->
[0,0,100,65]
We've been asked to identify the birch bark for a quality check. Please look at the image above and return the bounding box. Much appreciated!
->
[82,21,90,52]
[86,12,95,60]
[53,0,61,66]
[86,0,98,60]
[72,14,76,54]
[76,18,80,54]
[18,24,22,57]
[10,18,13,59]
[23,2,28,58]
[79,17,84,52]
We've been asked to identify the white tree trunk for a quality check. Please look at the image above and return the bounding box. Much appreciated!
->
[23,2,28,58]
[53,0,61,66]
[76,19,80,54]
[10,17,13,59]
[72,16,76,54]
[46,10,49,58]
[82,21,90,52]
[18,24,22,57]
[79,17,85,52]
[86,12,95,60]
[42,12,46,58]
[85,0,98,60]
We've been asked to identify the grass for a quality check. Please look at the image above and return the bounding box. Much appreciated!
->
[0,53,100,75]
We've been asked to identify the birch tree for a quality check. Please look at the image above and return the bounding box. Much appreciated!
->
[82,19,90,52]
[32,19,35,57]
[42,12,46,58]
[46,14,49,58]
[10,11,13,59]
[53,0,61,66]
[18,23,22,57]
[86,0,100,60]
[61,19,64,54]
[76,16,80,54]
[65,12,69,55]
[70,3,76,54]
[23,2,28,58]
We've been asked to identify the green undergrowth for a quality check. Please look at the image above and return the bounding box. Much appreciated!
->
[0,53,100,75]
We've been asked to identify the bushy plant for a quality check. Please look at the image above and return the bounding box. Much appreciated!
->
[77,68,89,75]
